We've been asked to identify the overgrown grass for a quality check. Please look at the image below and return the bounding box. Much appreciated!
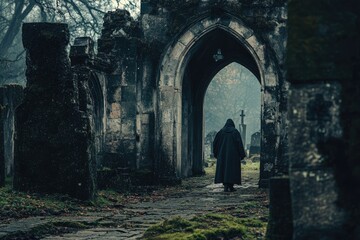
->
[143,213,266,240]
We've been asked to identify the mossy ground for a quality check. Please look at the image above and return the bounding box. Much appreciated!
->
[143,214,266,240]
[1,157,267,239]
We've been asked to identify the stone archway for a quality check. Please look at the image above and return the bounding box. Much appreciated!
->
[156,14,280,186]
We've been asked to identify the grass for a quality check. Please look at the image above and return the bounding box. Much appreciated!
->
[0,187,129,222]
[0,186,81,220]
[143,214,266,240]
[204,156,260,182]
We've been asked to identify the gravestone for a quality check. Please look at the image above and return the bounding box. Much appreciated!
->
[249,132,261,156]
[205,131,217,158]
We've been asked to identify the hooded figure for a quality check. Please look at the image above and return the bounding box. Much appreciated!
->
[213,119,246,192]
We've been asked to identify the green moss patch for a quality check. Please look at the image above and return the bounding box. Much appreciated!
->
[143,214,266,240]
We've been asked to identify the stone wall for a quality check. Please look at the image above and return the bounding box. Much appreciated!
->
[287,0,360,238]
[0,84,23,186]
[14,23,98,200]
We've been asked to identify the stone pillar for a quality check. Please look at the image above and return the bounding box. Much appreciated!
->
[287,0,359,238]
[14,23,96,200]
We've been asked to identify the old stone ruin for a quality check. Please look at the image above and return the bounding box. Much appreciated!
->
[0,0,359,239]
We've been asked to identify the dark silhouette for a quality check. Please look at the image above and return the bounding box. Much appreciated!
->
[213,119,246,192]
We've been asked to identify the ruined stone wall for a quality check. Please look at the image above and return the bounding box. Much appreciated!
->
[287,0,360,238]
[14,23,98,200]
[140,0,288,182]
[97,0,288,186]
[0,84,23,186]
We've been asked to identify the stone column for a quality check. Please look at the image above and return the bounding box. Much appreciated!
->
[14,23,96,200]
[287,0,359,238]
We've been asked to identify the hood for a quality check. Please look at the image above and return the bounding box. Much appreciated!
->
[223,119,236,132]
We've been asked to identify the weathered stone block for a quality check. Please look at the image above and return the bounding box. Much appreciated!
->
[109,103,121,119]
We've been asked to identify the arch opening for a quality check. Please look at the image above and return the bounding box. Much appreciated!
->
[179,28,261,178]
[156,15,280,186]
[204,63,261,177]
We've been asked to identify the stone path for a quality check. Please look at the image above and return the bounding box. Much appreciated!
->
[0,170,266,239]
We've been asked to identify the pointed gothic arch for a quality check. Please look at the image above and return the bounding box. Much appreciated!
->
[156,14,281,186]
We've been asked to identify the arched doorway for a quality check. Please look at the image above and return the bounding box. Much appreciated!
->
[156,14,280,186]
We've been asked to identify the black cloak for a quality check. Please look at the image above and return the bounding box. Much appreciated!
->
[213,119,246,184]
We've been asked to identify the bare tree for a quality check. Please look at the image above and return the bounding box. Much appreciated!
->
[0,0,140,85]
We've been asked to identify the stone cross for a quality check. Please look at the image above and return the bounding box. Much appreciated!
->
[239,110,247,146]
[240,110,245,124]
